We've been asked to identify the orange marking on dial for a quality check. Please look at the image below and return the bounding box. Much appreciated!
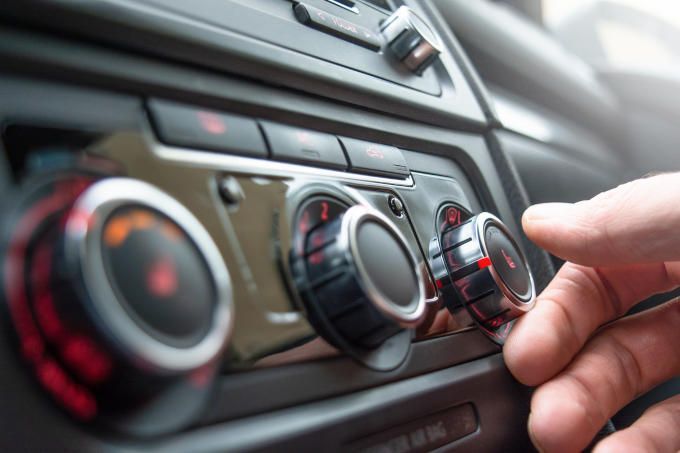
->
[129,209,156,230]
[103,217,132,248]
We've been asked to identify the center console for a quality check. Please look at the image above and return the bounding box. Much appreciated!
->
[0,1,553,451]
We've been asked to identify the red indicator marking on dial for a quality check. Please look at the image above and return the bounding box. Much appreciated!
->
[147,256,179,298]
[35,292,63,341]
[487,315,505,328]
[477,257,492,270]
[37,358,97,420]
[197,111,226,135]
[62,335,112,384]
[308,251,324,265]
[320,201,329,222]
[299,210,310,234]
[21,334,44,362]
[310,231,326,250]
[2,178,100,421]
[501,249,517,269]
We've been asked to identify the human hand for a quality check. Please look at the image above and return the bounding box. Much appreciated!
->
[503,173,680,452]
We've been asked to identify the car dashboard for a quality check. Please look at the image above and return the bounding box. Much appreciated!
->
[0,1,560,451]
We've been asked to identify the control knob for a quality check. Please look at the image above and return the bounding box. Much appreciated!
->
[292,204,426,356]
[2,176,233,434]
[380,6,443,75]
[433,212,535,343]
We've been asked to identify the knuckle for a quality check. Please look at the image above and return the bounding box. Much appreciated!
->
[566,264,622,322]
[605,333,644,399]
[538,282,584,345]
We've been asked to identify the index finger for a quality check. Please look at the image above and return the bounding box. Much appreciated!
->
[522,173,680,267]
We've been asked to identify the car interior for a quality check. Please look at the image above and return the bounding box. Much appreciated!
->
[1,0,679,451]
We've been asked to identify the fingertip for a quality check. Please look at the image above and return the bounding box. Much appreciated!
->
[530,384,594,452]
[503,312,566,386]
[521,203,575,250]
[523,203,573,226]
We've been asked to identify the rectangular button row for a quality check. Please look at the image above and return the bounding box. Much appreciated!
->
[147,99,410,178]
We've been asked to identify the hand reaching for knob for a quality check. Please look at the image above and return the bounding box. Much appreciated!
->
[503,173,680,453]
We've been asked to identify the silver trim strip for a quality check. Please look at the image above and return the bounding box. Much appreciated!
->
[151,143,415,187]
[64,178,234,373]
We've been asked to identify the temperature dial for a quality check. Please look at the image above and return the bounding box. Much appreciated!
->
[2,176,233,434]
[291,200,426,368]
[432,211,535,343]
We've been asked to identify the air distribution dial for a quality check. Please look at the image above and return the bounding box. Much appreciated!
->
[432,211,535,343]
[380,6,443,75]
[2,175,233,435]
[291,200,426,367]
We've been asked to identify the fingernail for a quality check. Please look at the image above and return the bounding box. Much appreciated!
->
[527,413,546,453]
[523,203,574,223]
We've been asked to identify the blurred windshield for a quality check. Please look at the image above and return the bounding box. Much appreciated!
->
[543,0,680,72]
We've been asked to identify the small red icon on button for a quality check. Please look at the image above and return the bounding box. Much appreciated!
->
[501,249,517,269]
[197,111,226,135]
[366,146,385,159]
[296,131,312,145]
[446,207,460,226]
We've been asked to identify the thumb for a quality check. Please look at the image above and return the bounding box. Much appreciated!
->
[522,173,680,266]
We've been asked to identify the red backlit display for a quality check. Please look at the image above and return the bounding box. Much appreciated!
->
[196,111,227,135]
[438,203,471,233]
[294,197,348,255]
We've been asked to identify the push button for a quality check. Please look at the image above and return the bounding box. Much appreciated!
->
[148,99,267,158]
[294,2,382,51]
[260,121,348,170]
[339,137,410,178]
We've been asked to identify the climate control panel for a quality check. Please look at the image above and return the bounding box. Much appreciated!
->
[0,98,536,436]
